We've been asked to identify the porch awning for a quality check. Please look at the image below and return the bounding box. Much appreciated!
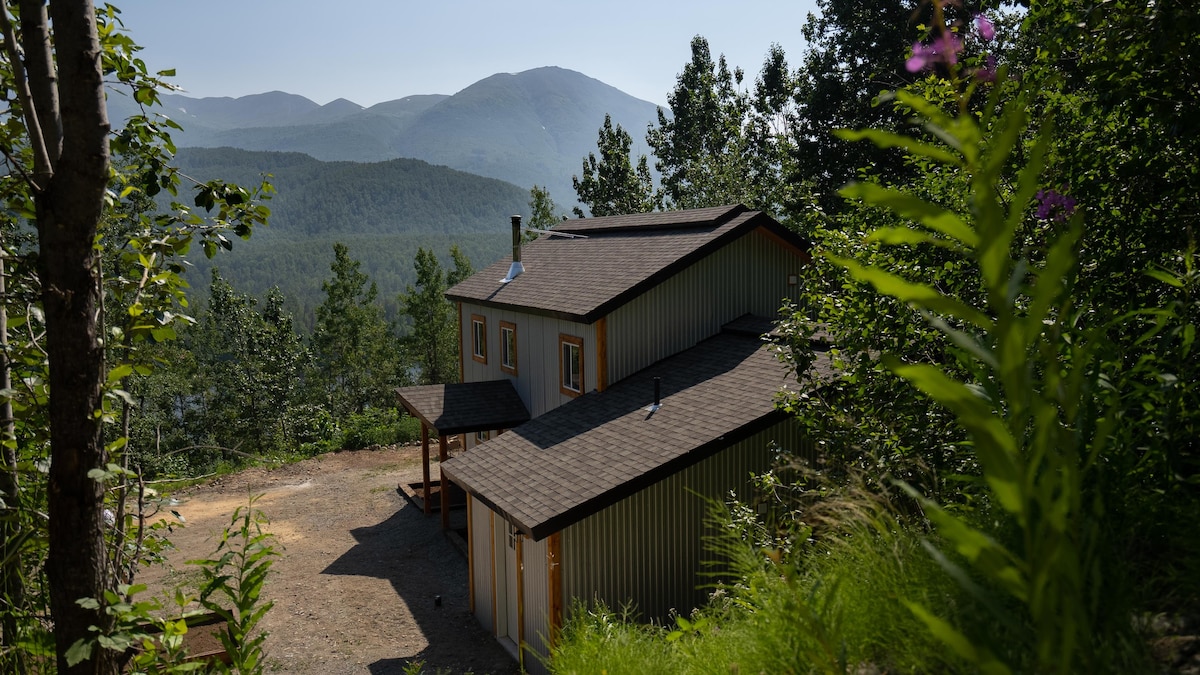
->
[394,380,530,436]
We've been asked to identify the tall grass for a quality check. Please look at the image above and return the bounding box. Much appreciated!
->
[552,490,1005,674]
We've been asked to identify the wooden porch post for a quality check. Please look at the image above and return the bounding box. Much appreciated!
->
[439,433,450,530]
[421,422,431,515]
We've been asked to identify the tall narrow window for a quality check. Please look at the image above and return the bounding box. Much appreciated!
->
[559,334,583,397]
[471,314,487,364]
[499,321,517,375]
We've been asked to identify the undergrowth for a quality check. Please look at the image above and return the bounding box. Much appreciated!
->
[551,496,1000,674]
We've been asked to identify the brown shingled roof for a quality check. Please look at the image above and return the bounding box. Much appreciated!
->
[445,204,810,323]
[394,380,530,436]
[441,323,832,540]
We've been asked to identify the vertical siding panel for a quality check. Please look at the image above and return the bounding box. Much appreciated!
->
[522,536,550,674]
[459,307,599,420]
[470,504,495,634]
[560,420,807,629]
[606,230,804,384]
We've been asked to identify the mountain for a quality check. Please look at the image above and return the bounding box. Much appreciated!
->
[168,147,523,326]
[109,67,662,209]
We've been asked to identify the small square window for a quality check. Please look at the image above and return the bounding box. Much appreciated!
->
[475,429,490,444]
[471,314,487,364]
[559,334,583,397]
[499,321,517,375]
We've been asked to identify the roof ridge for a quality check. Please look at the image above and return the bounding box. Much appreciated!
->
[552,204,749,235]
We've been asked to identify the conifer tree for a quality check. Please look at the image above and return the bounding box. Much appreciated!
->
[312,243,404,415]
[400,246,472,384]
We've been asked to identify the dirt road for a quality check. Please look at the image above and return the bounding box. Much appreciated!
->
[138,445,520,674]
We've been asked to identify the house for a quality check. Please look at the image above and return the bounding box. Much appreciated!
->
[394,204,827,672]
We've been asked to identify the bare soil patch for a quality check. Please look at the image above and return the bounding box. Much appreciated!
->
[137,445,520,674]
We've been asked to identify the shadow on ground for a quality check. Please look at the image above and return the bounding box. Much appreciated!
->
[323,495,520,675]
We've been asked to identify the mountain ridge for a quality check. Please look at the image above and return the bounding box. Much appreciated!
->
[108,66,663,209]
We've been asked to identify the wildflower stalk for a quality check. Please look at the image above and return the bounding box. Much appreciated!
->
[836,11,1111,673]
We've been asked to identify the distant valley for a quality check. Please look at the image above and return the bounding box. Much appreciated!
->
[107,67,663,323]
[109,66,662,210]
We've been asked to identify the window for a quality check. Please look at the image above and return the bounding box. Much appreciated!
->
[499,321,517,375]
[559,334,583,397]
[471,314,487,364]
[475,429,490,444]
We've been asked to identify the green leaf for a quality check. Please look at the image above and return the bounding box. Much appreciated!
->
[842,182,978,248]
[107,363,134,384]
[884,359,1022,516]
[903,601,1013,675]
[65,639,94,666]
[1146,267,1183,288]
[832,256,993,329]
[836,128,962,167]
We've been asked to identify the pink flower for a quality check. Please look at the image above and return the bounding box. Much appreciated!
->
[975,54,997,82]
[975,14,995,41]
[906,42,934,72]
[906,33,963,73]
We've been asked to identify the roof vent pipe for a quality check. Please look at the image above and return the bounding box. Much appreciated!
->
[501,215,525,283]
[647,376,662,413]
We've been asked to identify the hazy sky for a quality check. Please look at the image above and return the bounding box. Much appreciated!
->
[113,0,820,107]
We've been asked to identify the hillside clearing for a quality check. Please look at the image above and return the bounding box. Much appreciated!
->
[137,445,519,674]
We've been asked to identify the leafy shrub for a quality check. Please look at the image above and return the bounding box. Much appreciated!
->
[337,407,419,450]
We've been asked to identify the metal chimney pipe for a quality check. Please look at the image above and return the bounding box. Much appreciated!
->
[511,214,522,263]
[500,214,525,283]
[654,376,661,407]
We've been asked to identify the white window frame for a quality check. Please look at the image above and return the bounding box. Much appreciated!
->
[471,314,487,364]
[559,333,583,397]
[499,321,517,375]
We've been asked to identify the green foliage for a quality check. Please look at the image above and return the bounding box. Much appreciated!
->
[640,37,814,224]
[1024,0,1200,314]
[789,0,922,211]
[551,603,678,675]
[188,497,278,674]
[336,408,421,451]
[527,185,566,237]
[821,10,1141,670]
[182,272,312,459]
[399,247,470,385]
[556,2,1193,673]
[65,497,276,674]
[169,148,529,241]
[552,503,977,674]
[188,232,508,332]
[311,243,407,416]
[2,3,273,669]
[572,114,655,217]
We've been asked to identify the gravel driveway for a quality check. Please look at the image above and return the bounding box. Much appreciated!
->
[138,445,521,674]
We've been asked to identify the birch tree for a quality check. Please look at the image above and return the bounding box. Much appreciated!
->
[1,3,269,669]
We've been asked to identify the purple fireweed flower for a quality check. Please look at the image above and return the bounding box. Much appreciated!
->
[975,14,996,41]
[906,33,963,73]
[975,54,998,82]
[906,42,934,72]
[1035,189,1078,222]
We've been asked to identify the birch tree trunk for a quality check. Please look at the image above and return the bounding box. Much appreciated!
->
[8,0,115,671]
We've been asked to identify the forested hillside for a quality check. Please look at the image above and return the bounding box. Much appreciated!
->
[169,147,520,323]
